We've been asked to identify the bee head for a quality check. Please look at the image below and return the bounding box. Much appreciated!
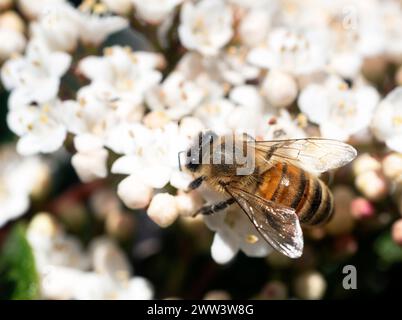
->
[183,130,218,172]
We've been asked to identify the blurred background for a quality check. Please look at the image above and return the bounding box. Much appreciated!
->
[1,0,402,300]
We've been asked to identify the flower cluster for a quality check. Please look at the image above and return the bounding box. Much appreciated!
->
[26,213,153,300]
[1,0,402,300]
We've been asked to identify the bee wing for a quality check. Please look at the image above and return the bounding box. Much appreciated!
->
[225,184,303,259]
[249,138,357,173]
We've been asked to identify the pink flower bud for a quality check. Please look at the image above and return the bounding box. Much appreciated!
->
[350,197,375,219]
[392,219,402,246]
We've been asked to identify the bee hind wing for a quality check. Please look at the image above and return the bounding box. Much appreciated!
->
[225,185,303,259]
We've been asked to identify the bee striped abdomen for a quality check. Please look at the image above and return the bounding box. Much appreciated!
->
[258,163,334,226]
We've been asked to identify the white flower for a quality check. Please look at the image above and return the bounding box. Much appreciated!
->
[102,0,132,15]
[0,148,48,227]
[299,76,379,141]
[132,0,183,24]
[79,46,163,106]
[7,98,67,155]
[248,27,328,76]
[259,109,307,141]
[226,85,266,135]
[62,83,136,141]
[27,214,154,300]
[75,1,128,45]
[106,121,150,155]
[178,0,233,56]
[17,0,67,19]
[202,190,272,264]
[372,87,402,152]
[325,1,385,78]
[117,277,154,300]
[112,122,192,192]
[176,52,226,101]
[147,193,179,227]
[89,237,132,280]
[26,213,89,271]
[111,121,197,210]
[26,2,128,50]
[30,4,80,52]
[38,235,154,300]
[381,0,402,57]
[71,134,108,183]
[62,80,147,149]
[195,99,236,135]
[276,1,385,79]
[227,0,274,7]
[1,39,71,104]
[145,71,205,120]
[237,1,277,47]
[213,47,260,86]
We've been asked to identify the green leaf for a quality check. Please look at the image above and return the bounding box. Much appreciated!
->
[374,231,402,268]
[0,223,40,300]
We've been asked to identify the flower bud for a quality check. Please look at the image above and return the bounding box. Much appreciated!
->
[355,171,387,201]
[326,186,355,235]
[382,153,402,181]
[105,211,135,241]
[27,212,61,239]
[71,134,108,183]
[17,0,65,20]
[204,290,231,300]
[362,56,387,83]
[90,237,132,282]
[0,11,25,33]
[353,153,381,176]
[117,176,153,209]
[147,193,179,228]
[90,189,121,220]
[57,201,87,232]
[333,234,358,257]
[350,197,375,219]
[0,27,25,61]
[0,0,12,11]
[30,162,52,200]
[259,281,288,300]
[175,191,203,217]
[395,65,402,86]
[392,219,402,246]
[293,270,327,300]
[261,71,298,108]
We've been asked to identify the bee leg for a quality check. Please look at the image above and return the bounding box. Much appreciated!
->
[193,198,235,217]
[187,176,205,191]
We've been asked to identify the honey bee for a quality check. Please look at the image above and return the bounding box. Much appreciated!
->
[179,131,357,258]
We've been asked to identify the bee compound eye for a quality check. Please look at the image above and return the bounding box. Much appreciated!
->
[185,148,201,172]
[185,158,201,172]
